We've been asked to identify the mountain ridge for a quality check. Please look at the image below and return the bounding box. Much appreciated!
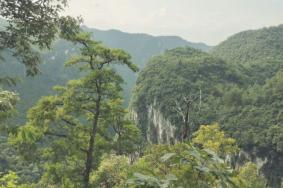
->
[212,24,283,64]
[85,26,211,52]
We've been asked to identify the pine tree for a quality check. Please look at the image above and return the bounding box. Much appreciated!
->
[10,32,138,187]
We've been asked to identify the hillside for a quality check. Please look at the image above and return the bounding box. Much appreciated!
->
[130,25,283,186]
[130,47,244,143]
[86,26,211,103]
[0,19,211,123]
[212,24,283,64]
[2,1,283,188]
[84,27,211,65]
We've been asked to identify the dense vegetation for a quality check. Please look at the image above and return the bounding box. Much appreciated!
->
[130,47,245,142]
[211,25,283,187]
[0,27,265,188]
[0,0,79,76]
[131,25,283,187]
[212,25,283,64]
[0,1,282,187]
[0,18,210,125]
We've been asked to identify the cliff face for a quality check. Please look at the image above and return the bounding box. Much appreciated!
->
[129,47,243,144]
[146,105,176,144]
[131,102,176,144]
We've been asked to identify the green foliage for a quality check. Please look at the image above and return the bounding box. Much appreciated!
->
[0,90,18,121]
[232,162,266,188]
[0,8,282,188]
[90,155,131,188]
[9,32,140,187]
[216,71,283,187]
[130,47,244,142]
[90,141,255,188]
[0,136,41,184]
[130,39,283,186]
[0,171,36,188]
[211,26,283,186]
[217,71,283,156]
[0,0,80,76]
[212,25,283,64]
[0,81,40,185]
[127,143,235,188]
[127,172,177,188]
[193,123,239,156]
[0,171,18,188]
[0,23,211,126]
[112,118,142,155]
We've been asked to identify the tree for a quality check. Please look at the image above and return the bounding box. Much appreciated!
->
[127,143,235,188]
[0,0,80,76]
[193,123,239,157]
[174,92,201,141]
[0,2,78,182]
[218,71,283,187]
[10,32,139,187]
[108,101,142,155]
[232,162,266,188]
[0,90,18,180]
[0,171,36,188]
[0,90,18,122]
[90,155,131,188]
[0,171,19,188]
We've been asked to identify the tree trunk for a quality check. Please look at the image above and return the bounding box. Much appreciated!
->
[182,109,189,141]
[117,131,122,155]
[83,94,101,188]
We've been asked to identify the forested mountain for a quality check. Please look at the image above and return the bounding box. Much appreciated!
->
[130,47,244,143]
[130,25,283,187]
[1,3,282,187]
[212,24,283,64]
[84,26,211,64]
[0,18,211,123]
[84,26,210,103]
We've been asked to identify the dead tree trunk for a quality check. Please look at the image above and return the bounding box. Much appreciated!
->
[175,90,202,142]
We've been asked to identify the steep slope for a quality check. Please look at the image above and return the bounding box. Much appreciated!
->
[130,47,244,143]
[130,25,283,187]
[212,24,283,64]
[217,71,283,187]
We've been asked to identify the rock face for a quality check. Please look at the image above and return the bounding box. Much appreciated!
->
[146,105,176,144]
[142,102,176,144]
[233,151,268,170]
[131,102,176,144]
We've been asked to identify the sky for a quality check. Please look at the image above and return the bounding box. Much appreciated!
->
[65,0,283,45]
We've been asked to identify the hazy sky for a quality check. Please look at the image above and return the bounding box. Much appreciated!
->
[65,0,283,45]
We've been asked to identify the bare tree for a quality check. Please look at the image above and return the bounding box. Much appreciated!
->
[174,89,202,142]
